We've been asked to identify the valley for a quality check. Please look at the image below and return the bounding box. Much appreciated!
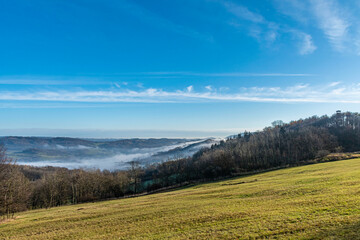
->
[0,137,219,169]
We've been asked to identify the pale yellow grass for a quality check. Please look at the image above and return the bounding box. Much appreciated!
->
[1,159,360,239]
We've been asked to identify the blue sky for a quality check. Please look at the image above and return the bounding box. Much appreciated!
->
[1,0,360,138]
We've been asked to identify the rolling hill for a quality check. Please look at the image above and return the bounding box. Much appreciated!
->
[1,158,360,239]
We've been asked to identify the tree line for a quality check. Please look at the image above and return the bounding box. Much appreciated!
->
[1,111,360,219]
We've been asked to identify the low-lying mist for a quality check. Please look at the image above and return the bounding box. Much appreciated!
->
[15,138,220,170]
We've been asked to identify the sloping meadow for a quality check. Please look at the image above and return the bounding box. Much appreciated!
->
[1,158,360,239]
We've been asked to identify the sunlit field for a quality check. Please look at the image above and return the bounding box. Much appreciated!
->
[1,158,360,239]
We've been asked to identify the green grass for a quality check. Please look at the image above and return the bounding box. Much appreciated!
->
[2,159,360,239]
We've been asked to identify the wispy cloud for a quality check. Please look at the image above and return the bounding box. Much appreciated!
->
[222,1,265,23]
[216,0,316,55]
[219,0,278,45]
[1,83,360,104]
[309,0,349,51]
[113,82,129,89]
[274,0,360,54]
[273,0,309,24]
[329,81,341,87]
[297,32,317,55]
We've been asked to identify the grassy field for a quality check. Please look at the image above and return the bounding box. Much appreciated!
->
[1,159,360,239]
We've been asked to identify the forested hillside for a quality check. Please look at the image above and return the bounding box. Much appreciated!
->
[1,111,360,219]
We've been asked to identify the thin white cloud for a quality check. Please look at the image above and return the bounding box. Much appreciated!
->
[275,0,354,53]
[114,82,129,88]
[136,82,144,88]
[273,0,309,24]
[222,1,264,23]
[1,83,360,104]
[331,87,346,95]
[309,0,349,51]
[219,0,278,45]
[274,0,360,54]
[217,0,316,54]
[329,81,341,87]
[298,33,317,55]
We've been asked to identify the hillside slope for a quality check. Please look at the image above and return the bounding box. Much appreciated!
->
[1,159,360,239]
